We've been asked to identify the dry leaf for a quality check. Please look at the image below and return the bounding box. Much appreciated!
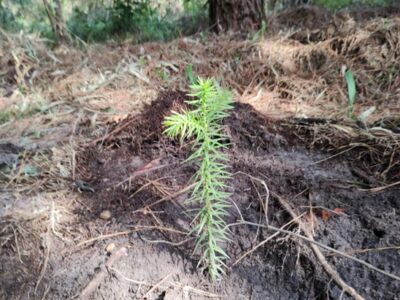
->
[333,208,344,214]
[321,210,331,222]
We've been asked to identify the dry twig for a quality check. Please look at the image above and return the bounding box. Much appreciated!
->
[80,247,128,299]
[273,192,365,300]
[76,225,187,247]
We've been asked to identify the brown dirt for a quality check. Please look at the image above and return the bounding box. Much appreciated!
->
[19,91,395,300]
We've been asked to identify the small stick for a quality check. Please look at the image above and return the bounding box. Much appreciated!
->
[140,236,194,246]
[35,237,50,295]
[326,245,400,256]
[76,226,186,247]
[114,160,170,188]
[11,226,23,264]
[109,266,147,285]
[232,212,305,266]
[135,182,196,211]
[144,274,172,298]
[242,221,400,282]
[88,118,136,146]
[359,180,400,192]
[80,247,128,299]
[35,209,52,295]
[234,172,270,224]
[128,175,182,199]
[310,146,356,165]
[274,193,365,300]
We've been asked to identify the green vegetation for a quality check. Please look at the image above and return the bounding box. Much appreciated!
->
[0,95,47,125]
[0,0,207,43]
[68,2,184,42]
[163,78,233,280]
[185,64,195,84]
[251,20,267,43]
[344,69,356,118]
[0,0,396,43]
[313,0,394,10]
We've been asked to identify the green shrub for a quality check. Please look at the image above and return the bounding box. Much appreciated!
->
[1,0,208,43]
[67,1,185,43]
[67,7,112,42]
[313,0,395,10]
[0,0,27,31]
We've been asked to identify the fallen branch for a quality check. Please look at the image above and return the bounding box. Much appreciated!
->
[80,247,128,299]
[273,192,365,300]
[232,212,305,266]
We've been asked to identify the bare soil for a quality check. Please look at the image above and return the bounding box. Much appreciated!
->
[7,91,394,300]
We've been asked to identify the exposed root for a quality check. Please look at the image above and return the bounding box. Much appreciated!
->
[273,193,365,300]
[80,247,128,299]
[232,212,305,266]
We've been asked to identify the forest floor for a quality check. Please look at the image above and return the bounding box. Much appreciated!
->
[1,6,400,300]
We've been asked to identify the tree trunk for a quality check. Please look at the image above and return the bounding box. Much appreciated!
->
[209,0,266,33]
[43,0,71,44]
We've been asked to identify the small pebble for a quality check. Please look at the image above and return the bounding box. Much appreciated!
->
[100,210,112,220]
[106,243,116,253]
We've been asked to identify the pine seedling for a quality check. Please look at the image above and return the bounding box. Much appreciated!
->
[163,78,233,280]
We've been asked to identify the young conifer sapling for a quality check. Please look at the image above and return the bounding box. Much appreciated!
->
[163,78,233,280]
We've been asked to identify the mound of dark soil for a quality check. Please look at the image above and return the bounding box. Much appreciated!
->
[65,91,400,299]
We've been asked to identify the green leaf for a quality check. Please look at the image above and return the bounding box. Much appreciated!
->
[186,64,195,84]
[344,70,356,118]
[23,164,39,177]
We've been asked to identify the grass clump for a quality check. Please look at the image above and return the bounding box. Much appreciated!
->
[163,78,233,280]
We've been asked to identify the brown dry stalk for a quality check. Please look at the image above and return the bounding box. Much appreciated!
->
[114,159,169,188]
[80,247,128,299]
[134,182,197,211]
[273,192,364,300]
[360,180,400,193]
[232,212,305,266]
[76,225,186,247]
[88,117,137,146]
[327,245,400,257]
